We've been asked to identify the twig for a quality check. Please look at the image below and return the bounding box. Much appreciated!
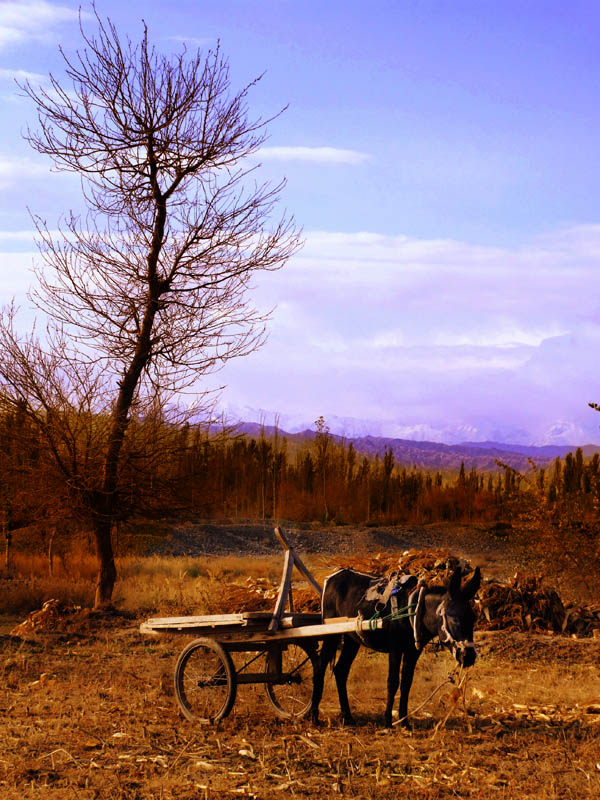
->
[431,668,468,738]
[164,735,198,774]
[39,747,81,768]
[393,667,461,727]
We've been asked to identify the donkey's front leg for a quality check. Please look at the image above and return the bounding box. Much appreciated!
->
[384,649,401,727]
[397,648,419,728]
[333,636,360,725]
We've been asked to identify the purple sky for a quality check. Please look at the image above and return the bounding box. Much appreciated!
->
[1,1,600,444]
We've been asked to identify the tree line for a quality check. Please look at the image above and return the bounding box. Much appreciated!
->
[3,408,599,533]
[176,423,600,528]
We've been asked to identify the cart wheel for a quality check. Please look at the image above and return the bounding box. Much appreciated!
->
[174,637,236,723]
[264,643,317,719]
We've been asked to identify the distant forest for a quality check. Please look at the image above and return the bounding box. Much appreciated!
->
[2,407,598,533]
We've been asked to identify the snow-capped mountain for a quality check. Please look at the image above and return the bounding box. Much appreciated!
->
[216,402,599,448]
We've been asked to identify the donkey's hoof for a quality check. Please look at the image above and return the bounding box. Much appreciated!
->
[341,715,356,727]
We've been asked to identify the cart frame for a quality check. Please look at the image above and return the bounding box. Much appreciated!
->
[141,527,384,722]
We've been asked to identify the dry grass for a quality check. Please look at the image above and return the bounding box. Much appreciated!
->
[1,539,599,798]
[1,552,330,617]
[0,624,599,799]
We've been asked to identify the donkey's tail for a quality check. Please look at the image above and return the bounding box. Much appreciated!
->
[317,631,343,673]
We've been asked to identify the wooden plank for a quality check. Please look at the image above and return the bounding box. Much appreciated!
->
[139,612,322,636]
[141,613,275,628]
[139,622,161,635]
[273,526,292,550]
[143,613,247,628]
[268,546,294,632]
[279,613,322,627]
[140,615,382,642]
[274,526,323,597]
[242,616,384,642]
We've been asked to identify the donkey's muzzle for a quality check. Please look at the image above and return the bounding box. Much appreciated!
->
[454,642,477,668]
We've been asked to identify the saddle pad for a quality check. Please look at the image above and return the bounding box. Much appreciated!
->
[363,571,418,607]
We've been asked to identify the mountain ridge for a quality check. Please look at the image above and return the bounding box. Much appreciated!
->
[235,422,600,472]
[216,403,600,447]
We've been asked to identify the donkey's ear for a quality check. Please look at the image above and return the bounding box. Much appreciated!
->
[449,567,462,599]
[462,566,481,601]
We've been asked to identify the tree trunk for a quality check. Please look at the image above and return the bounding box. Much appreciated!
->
[4,530,11,576]
[322,472,329,522]
[93,517,116,608]
[48,527,56,577]
[94,294,161,606]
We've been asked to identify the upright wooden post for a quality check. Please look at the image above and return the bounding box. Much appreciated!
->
[48,527,56,577]
[268,548,294,632]
[274,527,322,596]
[269,527,323,632]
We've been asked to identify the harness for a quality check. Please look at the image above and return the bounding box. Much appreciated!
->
[408,583,426,650]
[357,572,426,648]
[359,575,476,657]
[435,598,476,658]
[363,571,416,608]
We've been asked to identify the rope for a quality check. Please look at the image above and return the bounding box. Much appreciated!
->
[431,666,469,738]
[392,666,463,727]
[367,602,416,631]
[367,606,383,631]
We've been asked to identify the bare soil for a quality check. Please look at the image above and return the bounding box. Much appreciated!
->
[144,521,526,580]
[1,623,599,799]
[1,522,599,798]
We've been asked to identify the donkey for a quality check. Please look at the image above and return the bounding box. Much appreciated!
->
[310,565,481,727]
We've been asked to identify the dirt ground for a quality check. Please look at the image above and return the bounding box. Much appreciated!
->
[143,521,513,566]
[1,522,599,798]
[1,619,599,800]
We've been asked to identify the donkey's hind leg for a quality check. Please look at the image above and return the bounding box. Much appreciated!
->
[310,634,340,725]
[384,648,401,728]
[397,648,419,728]
[333,635,361,725]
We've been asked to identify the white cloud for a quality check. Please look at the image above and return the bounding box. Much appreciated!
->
[210,224,600,444]
[0,251,36,295]
[0,1,81,50]
[2,216,598,444]
[258,146,371,165]
[280,228,600,315]
[370,329,407,348]
[0,68,47,83]
[0,154,52,188]
[0,230,37,242]
[165,35,213,47]
[430,324,569,349]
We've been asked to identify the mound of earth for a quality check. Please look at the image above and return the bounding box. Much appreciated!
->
[477,629,600,667]
[11,599,135,638]
[140,521,482,557]
[202,544,600,638]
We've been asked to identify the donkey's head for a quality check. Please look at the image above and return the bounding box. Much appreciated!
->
[435,566,481,667]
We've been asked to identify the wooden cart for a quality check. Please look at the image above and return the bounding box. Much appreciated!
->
[140,527,384,723]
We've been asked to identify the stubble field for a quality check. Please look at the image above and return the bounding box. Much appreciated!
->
[1,525,599,799]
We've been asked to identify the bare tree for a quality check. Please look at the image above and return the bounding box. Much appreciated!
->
[314,416,331,521]
[0,12,301,606]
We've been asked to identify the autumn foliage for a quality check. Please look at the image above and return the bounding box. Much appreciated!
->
[2,409,599,544]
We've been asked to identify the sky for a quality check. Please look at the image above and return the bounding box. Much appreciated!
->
[1,0,600,445]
